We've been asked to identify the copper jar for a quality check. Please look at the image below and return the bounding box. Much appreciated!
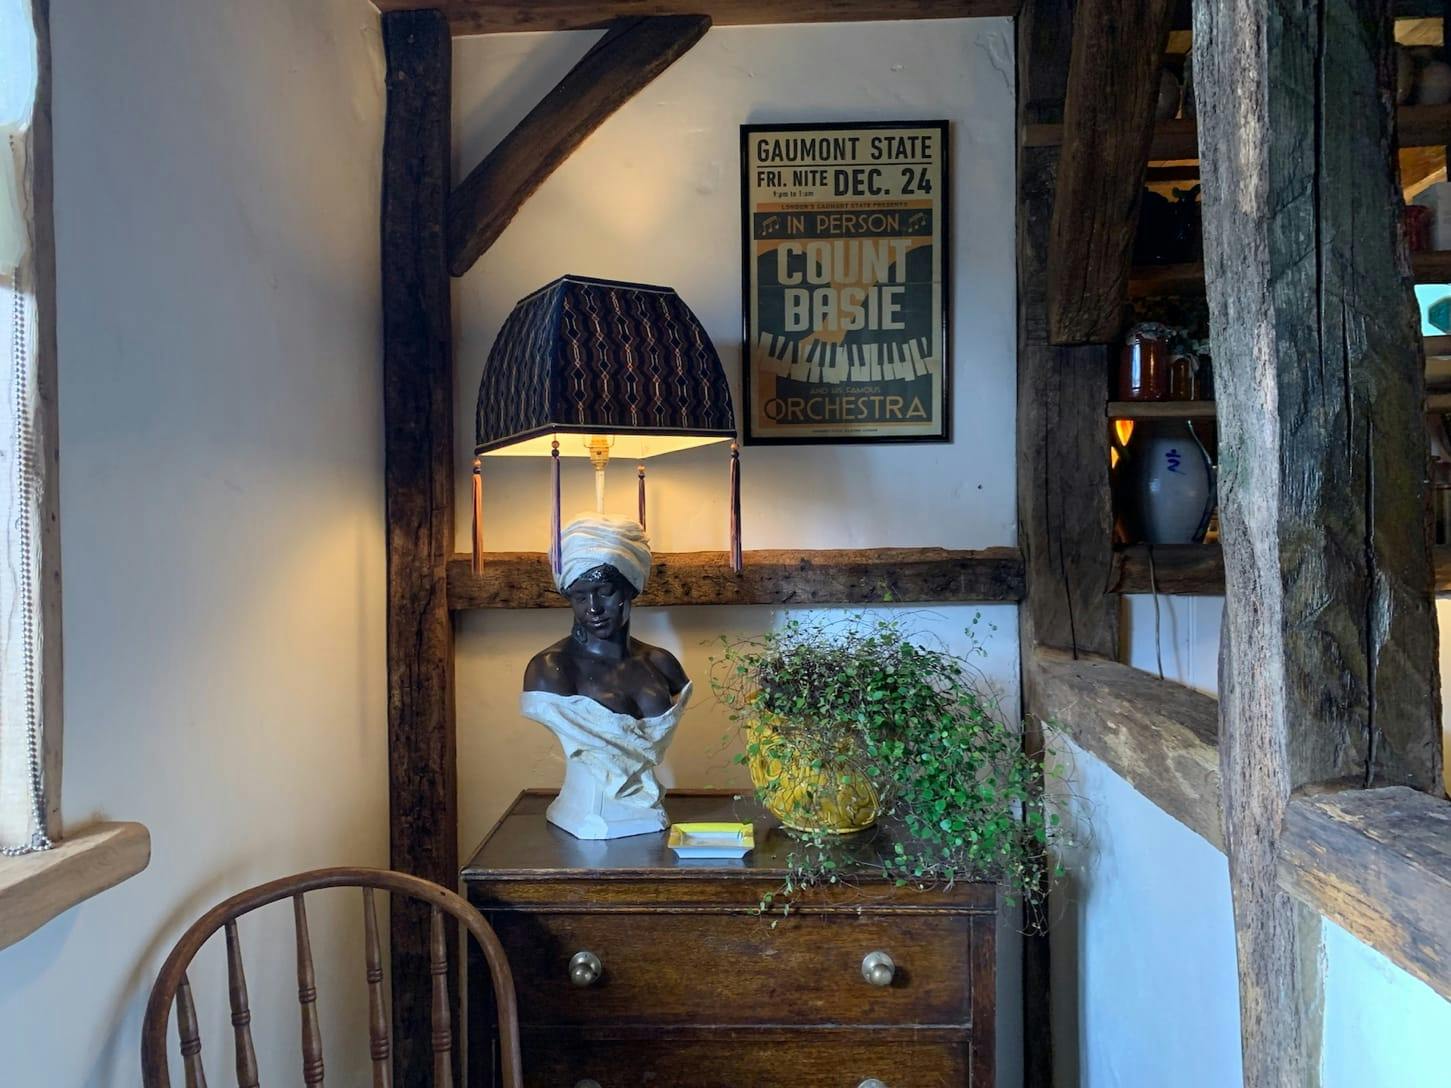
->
[1119,323,1174,401]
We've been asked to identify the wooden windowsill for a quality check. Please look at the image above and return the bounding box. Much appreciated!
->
[0,822,151,951]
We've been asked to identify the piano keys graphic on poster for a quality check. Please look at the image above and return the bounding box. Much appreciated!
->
[742,122,948,443]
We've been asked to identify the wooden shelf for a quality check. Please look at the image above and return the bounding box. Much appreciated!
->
[1115,396,1451,416]
[447,548,1025,610]
[1110,542,1451,595]
[1414,250,1451,282]
[1026,105,1451,167]
[1108,400,1217,420]
[1109,543,1225,595]
[1126,261,1205,297]
[1128,250,1451,296]
[1396,103,1451,149]
[1024,117,1198,161]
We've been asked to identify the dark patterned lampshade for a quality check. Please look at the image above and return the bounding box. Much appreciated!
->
[471,275,742,577]
[475,275,736,459]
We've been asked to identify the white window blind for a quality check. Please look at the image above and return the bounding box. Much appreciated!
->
[0,0,50,854]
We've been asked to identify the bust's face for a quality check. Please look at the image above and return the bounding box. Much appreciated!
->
[565,565,635,641]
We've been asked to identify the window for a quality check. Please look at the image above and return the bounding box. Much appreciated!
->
[0,0,52,856]
[0,0,147,951]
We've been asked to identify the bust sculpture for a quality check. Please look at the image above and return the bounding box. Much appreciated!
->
[522,514,689,839]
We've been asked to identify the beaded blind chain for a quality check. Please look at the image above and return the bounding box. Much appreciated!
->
[1,149,51,855]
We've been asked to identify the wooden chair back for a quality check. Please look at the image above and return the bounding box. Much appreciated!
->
[140,867,522,1088]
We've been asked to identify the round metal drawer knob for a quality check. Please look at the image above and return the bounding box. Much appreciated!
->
[861,950,896,987]
[568,949,602,987]
[858,1079,889,1088]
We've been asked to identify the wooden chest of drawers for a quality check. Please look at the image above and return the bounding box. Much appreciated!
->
[463,790,997,1088]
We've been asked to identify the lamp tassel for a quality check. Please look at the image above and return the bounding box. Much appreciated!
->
[471,458,484,576]
[729,442,742,574]
[637,464,647,531]
[550,439,562,578]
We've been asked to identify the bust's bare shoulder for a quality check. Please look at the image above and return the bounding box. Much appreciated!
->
[523,640,577,695]
[637,641,688,694]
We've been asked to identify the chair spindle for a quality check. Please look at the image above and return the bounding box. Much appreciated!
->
[176,972,210,1088]
[430,905,454,1088]
[293,893,325,1085]
[224,920,260,1088]
[363,888,392,1088]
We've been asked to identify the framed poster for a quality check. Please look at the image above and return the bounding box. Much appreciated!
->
[741,120,950,444]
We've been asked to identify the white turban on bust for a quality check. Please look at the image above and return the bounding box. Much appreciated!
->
[556,513,653,596]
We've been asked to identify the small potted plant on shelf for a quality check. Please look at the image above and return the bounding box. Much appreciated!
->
[710,613,1065,920]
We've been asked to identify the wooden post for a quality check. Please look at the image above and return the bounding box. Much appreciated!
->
[1017,2,1120,1084]
[381,12,456,1086]
[446,15,711,276]
[1194,0,1442,1082]
[1047,0,1176,344]
[30,0,62,841]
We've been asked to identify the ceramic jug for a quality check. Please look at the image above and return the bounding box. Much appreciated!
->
[1113,420,1216,544]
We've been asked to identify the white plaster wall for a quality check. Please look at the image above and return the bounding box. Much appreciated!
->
[1049,737,1244,1087]
[1049,594,1451,1086]
[451,20,1025,1083]
[0,1,387,1084]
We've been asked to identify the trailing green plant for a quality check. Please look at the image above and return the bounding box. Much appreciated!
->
[711,613,1067,925]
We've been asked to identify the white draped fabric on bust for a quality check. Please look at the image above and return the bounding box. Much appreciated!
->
[521,682,691,839]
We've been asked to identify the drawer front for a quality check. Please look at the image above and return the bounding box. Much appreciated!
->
[525,1036,968,1088]
[490,910,971,1028]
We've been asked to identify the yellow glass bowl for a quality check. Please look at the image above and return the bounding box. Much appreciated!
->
[747,719,881,834]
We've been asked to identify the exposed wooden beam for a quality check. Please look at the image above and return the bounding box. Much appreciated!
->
[447,548,1025,610]
[1016,3,1113,1082]
[446,15,709,275]
[371,1,1017,35]
[1200,0,1440,794]
[1279,788,1451,1003]
[1017,51,1119,663]
[1047,0,1176,344]
[381,13,457,1085]
[1195,0,1439,1081]
[1029,647,1224,849]
[1028,645,1451,1003]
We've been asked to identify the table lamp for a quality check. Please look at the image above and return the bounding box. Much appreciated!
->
[472,275,741,575]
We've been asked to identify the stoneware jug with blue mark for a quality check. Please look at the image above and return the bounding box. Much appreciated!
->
[1113,420,1216,544]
